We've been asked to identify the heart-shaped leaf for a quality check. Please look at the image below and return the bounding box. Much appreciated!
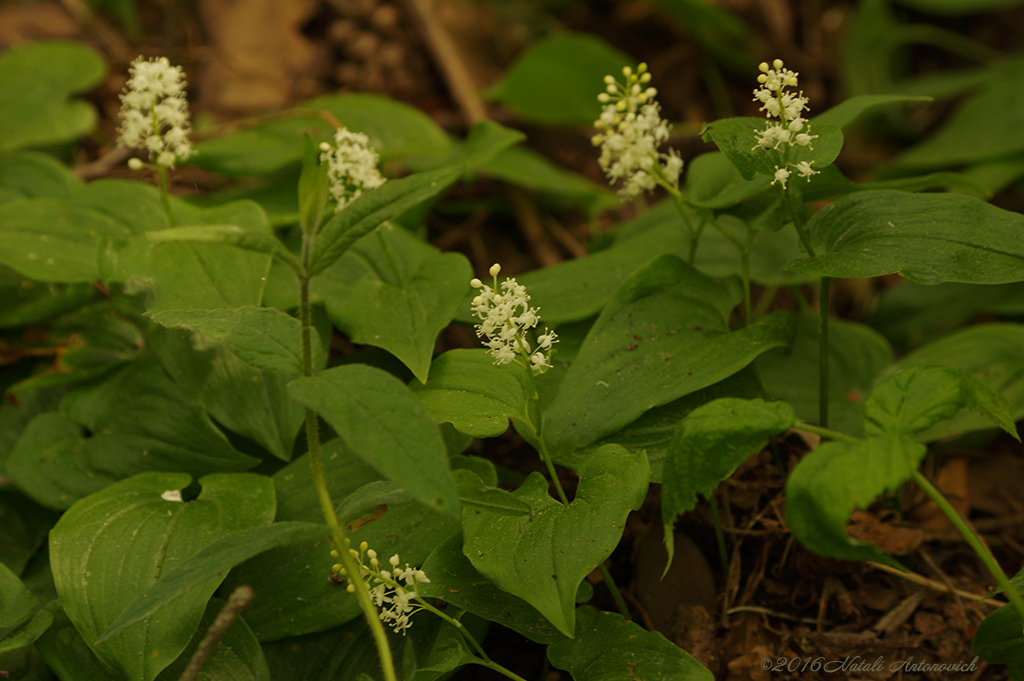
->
[661,398,795,566]
[288,364,460,515]
[547,606,713,681]
[148,324,306,461]
[864,364,1018,440]
[419,533,566,644]
[462,444,648,637]
[411,349,537,438]
[542,254,793,456]
[786,434,924,567]
[98,522,329,644]
[314,224,471,382]
[49,472,275,681]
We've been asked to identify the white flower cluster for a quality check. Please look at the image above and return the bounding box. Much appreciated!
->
[471,263,558,372]
[332,542,430,635]
[751,59,819,189]
[118,56,194,169]
[319,128,387,213]
[592,63,683,198]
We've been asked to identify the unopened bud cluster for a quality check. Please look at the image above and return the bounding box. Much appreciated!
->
[118,56,194,169]
[471,263,558,372]
[592,64,682,198]
[319,128,387,213]
[751,59,819,189]
[331,541,430,634]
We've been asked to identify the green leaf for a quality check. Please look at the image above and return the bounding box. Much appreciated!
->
[0,265,94,328]
[419,534,567,644]
[462,444,648,637]
[309,166,463,276]
[0,198,129,282]
[0,41,104,152]
[487,33,634,127]
[512,218,691,325]
[811,94,933,129]
[604,366,765,483]
[150,324,305,461]
[453,468,532,516]
[0,490,60,575]
[865,365,1019,441]
[193,93,452,177]
[894,0,1024,13]
[0,152,81,201]
[155,597,270,681]
[313,224,471,382]
[98,522,329,644]
[411,349,535,438]
[421,119,526,171]
[755,314,895,436]
[0,607,53,656]
[34,602,126,681]
[787,190,1024,284]
[299,134,331,237]
[702,117,843,182]
[148,306,310,374]
[6,413,119,510]
[895,59,1024,169]
[480,145,616,214]
[661,398,794,566]
[547,606,713,681]
[542,255,793,456]
[974,589,1024,679]
[785,434,925,567]
[288,365,460,515]
[49,472,276,681]
[224,440,461,640]
[891,324,1024,441]
[0,562,37,629]
[692,214,815,286]
[260,615,406,681]
[871,282,1024,352]
[59,358,258,478]
[684,152,772,209]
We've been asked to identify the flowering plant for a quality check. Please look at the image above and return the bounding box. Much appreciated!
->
[2,14,1024,681]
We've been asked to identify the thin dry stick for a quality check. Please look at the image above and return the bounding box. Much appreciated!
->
[403,0,488,125]
[176,585,255,681]
[866,561,1007,608]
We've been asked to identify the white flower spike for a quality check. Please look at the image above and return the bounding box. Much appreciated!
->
[319,128,387,213]
[331,544,431,635]
[118,56,194,169]
[471,263,558,373]
[751,59,819,187]
[592,63,682,198]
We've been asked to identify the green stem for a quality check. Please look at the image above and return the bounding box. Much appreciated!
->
[707,493,730,587]
[782,187,829,428]
[157,165,175,227]
[794,422,859,443]
[537,429,630,620]
[740,236,753,327]
[819,276,831,428]
[752,286,777,320]
[299,242,397,681]
[912,470,1024,623]
[670,193,699,265]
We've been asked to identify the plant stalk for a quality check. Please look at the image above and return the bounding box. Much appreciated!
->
[299,241,397,681]
[912,470,1024,624]
[819,276,831,428]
